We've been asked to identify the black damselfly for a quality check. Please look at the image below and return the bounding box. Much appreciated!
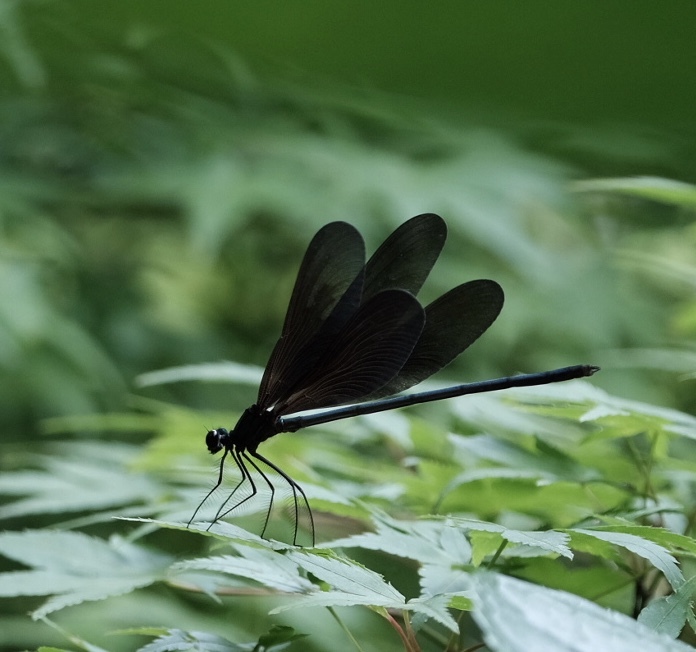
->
[188,214,598,545]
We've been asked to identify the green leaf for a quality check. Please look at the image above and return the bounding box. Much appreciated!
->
[130,623,298,651]
[570,528,683,590]
[472,572,695,652]
[256,625,307,649]
[419,563,471,598]
[573,176,696,208]
[448,386,594,442]
[174,547,315,593]
[322,515,472,565]
[452,517,573,559]
[514,558,629,607]
[136,361,263,387]
[470,531,504,567]
[638,576,696,638]
[0,442,157,520]
[0,530,171,618]
[587,523,696,558]
[286,550,404,604]
[135,629,248,652]
[406,594,459,633]
[325,516,474,627]
[517,382,696,441]
[121,517,281,549]
[442,434,599,501]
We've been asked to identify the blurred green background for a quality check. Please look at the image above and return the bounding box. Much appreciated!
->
[2,1,696,650]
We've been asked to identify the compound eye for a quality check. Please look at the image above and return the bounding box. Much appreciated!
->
[205,428,227,454]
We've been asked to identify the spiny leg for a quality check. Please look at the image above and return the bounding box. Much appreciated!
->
[188,449,228,527]
[212,448,259,527]
[243,450,277,541]
[252,450,315,547]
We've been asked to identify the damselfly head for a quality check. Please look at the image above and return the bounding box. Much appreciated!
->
[205,428,227,454]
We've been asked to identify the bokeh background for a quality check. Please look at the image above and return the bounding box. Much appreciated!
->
[2,2,696,650]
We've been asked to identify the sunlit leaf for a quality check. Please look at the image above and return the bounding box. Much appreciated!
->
[419,564,472,599]
[0,530,171,618]
[587,523,696,558]
[322,515,472,565]
[174,547,314,594]
[286,550,404,604]
[406,594,458,633]
[472,572,694,652]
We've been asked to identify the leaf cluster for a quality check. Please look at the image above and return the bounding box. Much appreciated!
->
[2,5,696,652]
[4,372,696,650]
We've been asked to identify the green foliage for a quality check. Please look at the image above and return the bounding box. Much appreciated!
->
[2,3,696,652]
[471,573,695,652]
[4,376,696,650]
[0,529,171,620]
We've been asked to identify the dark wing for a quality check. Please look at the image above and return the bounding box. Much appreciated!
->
[276,289,425,415]
[367,279,504,397]
[362,213,447,302]
[257,222,365,408]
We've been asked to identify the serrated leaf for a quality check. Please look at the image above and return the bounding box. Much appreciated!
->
[502,529,573,556]
[448,433,594,482]
[0,530,171,618]
[0,530,167,573]
[451,517,573,559]
[515,382,696,441]
[638,575,696,638]
[419,564,471,598]
[121,517,281,549]
[406,594,458,632]
[174,547,314,593]
[0,570,96,596]
[450,389,592,442]
[135,629,245,652]
[0,442,157,520]
[288,551,404,603]
[571,528,683,590]
[132,623,276,651]
[472,572,694,652]
[34,578,159,620]
[589,523,696,558]
[322,515,471,565]
[270,551,405,613]
[270,589,394,612]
